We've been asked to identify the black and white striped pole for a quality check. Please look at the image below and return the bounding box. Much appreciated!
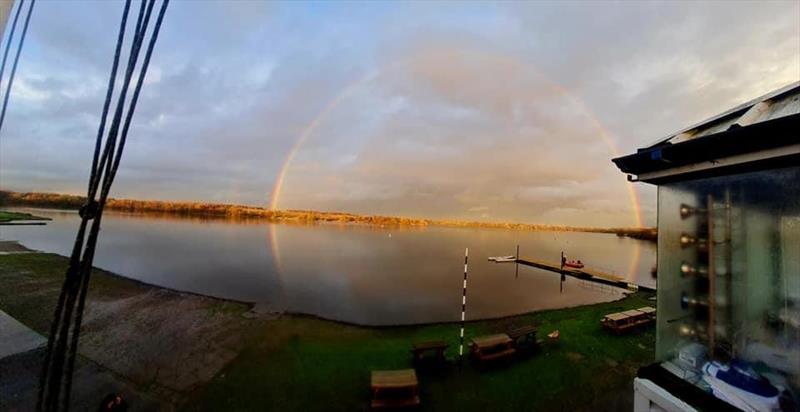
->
[459,247,469,367]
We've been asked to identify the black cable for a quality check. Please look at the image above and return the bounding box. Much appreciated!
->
[64,2,171,407]
[36,0,170,409]
[89,0,133,195]
[0,0,35,134]
[43,2,151,409]
[90,0,148,200]
[0,0,25,100]
[36,4,135,405]
[107,0,169,186]
[60,1,134,407]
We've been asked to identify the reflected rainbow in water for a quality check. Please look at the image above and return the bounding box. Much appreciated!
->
[2,208,655,325]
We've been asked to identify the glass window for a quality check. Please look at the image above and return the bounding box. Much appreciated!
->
[656,166,800,408]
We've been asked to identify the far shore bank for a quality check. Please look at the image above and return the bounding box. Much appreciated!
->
[0,190,657,240]
[0,242,655,411]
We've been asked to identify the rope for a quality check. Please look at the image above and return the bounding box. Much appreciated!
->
[65,1,170,408]
[40,0,145,408]
[36,2,138,406]
[44,0,150,402]
[36,1,170,410]
[0,0,35,134]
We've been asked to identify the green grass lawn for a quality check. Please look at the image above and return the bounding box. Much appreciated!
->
[184,294,655,411]
[0,251,655,411]
[0,210,51,223]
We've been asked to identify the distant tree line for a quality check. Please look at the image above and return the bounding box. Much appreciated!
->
[0,190,656,240]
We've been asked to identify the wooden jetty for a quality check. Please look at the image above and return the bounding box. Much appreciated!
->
[490,256,655,292]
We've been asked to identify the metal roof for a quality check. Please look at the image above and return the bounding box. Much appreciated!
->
[645,81,800,148]
[613,81,800,184]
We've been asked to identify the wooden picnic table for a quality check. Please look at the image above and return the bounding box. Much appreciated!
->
[602,309,655,334]
[636,306,656,319]
[507,325,537,340]
[411,340,448,363]
[470,333,516,363]
[621,309,646,318]
[370,369,420,409]
[507,326,540,351]
[604,312,630,321]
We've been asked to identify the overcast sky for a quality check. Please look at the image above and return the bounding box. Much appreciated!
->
[0,1,797,227]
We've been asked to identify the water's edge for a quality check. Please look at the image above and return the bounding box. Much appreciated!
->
[6,240,635,329]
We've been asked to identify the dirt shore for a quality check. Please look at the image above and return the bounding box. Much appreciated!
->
[0,242,275,409]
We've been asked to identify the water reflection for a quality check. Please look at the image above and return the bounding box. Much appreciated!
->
[2,208,655,325]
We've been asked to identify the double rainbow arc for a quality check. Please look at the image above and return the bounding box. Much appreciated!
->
[267,51,644,280]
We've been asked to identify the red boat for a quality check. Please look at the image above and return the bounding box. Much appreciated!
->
[564,260,584,269]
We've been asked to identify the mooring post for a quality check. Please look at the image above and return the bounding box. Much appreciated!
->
[560,250,565,293]
[515,244,519,278]
[459,247,469,368]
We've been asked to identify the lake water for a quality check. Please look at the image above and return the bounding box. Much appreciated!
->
[1,208,656,325]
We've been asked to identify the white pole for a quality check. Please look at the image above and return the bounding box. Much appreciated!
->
[459,247,468,365]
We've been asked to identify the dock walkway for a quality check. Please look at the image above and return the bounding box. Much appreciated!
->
[492,256,655,292]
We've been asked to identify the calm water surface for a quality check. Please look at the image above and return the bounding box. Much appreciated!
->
[2,208,656,325]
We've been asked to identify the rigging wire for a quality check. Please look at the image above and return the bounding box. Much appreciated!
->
[0,0,25,100]
[35,0,170,410]
[0,0,35,134]
[66,0,170,407]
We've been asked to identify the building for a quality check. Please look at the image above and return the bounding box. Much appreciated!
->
[613,82,800,411]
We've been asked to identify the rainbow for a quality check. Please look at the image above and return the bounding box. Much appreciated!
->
[268,71,380,211]
[267,51,644,279]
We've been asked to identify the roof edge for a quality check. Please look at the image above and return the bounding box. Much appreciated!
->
[612,113,800,179]
[641,81,800,149]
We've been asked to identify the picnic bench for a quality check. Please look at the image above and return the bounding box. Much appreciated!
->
[370,369,420,409]
[470,333,516,363]
[636,306,656,320]
[601,306,656,334]
[411,340,448,364]
[507,326,541,351]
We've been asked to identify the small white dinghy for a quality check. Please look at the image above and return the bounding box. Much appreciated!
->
[488,256,516,263]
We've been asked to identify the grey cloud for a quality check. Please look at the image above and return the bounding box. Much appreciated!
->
[2,1,797,228]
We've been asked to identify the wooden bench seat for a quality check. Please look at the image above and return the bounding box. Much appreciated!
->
[602,309,655,334]
[470,333,516,363]
[479,347,517,362]
[635,306,656,319]
[411,340,448,364]
[507,325,539,351]
[371,396,421,409]
[371,369,420,409]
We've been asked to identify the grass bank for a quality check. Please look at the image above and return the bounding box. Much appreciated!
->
[0,210,51,223]
[0,249,655,411]
[184,293,655,412]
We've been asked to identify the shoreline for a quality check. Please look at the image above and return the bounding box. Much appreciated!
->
[3,240,628,328]
[0,246,655,410]
[1,190,657,240]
